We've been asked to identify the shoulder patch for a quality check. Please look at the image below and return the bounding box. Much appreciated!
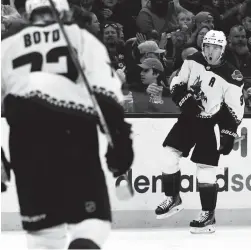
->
[211,61,244,88]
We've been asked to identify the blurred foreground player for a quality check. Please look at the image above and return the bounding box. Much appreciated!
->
[1,0,134,248]
[155,30,244,233]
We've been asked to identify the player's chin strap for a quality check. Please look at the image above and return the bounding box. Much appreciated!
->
[47,0,133,199]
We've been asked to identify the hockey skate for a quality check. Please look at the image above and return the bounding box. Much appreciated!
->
[155,195,183,219]
[190,210,216,234]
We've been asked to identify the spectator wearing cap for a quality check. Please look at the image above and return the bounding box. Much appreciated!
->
[130,58,172,112]
[195,11,214,29]
[125,40,168,90]
[138,40,166,62]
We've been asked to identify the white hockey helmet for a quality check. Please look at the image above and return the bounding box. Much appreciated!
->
[202,30,227,65]
[25,0,70,18]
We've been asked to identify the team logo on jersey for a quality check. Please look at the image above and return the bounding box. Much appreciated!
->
[231,70,243,81]
[190,76,208,103]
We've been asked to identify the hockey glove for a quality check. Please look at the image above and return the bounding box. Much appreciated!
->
[106,122,134,178]
[1,148,11,192]
[171,84,203,116]
[218,129,237,155]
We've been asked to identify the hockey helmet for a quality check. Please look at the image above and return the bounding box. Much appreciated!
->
[202,30,227,65]
[25,0,70,18]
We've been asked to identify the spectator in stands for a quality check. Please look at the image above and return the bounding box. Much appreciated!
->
[178,0,202,14]
[85,12,101,35]
[94,0,137,40]
[131,58,172,113]
[138,40,166,62]
[136,0,181,38]
[176,10,195,35]
[124,40,165,89]
[226,24,251,111]
[79,0,95,11]
[69,0,95,11]
[226,25,251,72]
[241,8,251,51]
[195,11,214,30]
[186,25,211,51]
[169,24,210,70]
[94,0,118,22]
[71,5,93,29]
[102,21,125,69]
[1,1,25,34]
[160,10,195,70]
[8,0,25,13]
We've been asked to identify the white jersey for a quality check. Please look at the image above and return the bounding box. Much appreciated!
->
[1,22,124,117]
[1,22,128,232]
[170,52,245,125]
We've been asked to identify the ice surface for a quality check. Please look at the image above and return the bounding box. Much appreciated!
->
[1,227,250,250]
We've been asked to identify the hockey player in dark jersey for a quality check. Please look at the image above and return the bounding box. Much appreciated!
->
[1,0,134,249]
[155,30,245,233]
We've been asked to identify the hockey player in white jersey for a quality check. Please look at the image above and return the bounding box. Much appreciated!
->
[1,0,134,249]
[155,30,244,233]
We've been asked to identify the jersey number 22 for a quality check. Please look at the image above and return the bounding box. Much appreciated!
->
[12,46,78,82]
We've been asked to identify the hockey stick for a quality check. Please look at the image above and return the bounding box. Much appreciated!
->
[48,0,133,199]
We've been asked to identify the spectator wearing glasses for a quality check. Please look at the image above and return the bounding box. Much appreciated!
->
[102,21,125,70]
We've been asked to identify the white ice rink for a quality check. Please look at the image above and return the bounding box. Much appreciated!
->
[1,227,251,250]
